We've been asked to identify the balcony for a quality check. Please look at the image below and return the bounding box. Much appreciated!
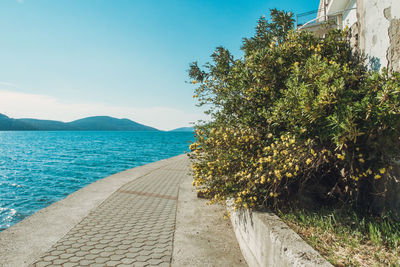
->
[295,4,356,37]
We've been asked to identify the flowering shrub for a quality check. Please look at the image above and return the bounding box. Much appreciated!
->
[189,9,400,212]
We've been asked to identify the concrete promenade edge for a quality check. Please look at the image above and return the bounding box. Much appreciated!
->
[0,154,246,267]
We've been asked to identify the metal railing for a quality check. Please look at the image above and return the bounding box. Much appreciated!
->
[295,9,321,29]
[295,7,356,30]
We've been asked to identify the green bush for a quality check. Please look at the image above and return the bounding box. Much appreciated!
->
[189,9,400,212]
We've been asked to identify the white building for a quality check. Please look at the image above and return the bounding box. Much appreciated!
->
[299,0,400,72]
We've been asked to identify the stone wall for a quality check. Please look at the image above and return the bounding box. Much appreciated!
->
[357,0,400,218]
[357,0,400,72]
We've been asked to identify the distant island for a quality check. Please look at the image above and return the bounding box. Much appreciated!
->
[170,127,194,132]
[0,114,159,131]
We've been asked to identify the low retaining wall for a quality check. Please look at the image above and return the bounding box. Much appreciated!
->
[227,202,333,267]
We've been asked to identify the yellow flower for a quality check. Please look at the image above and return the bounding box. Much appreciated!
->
[268,133,273,138]
[306,158,312,165]
[379,168,386,174]
[374,174,381,180]
[336,154,345,160]
[359,158,365,163]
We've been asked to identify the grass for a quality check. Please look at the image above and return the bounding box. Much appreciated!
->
[277,207,400,266]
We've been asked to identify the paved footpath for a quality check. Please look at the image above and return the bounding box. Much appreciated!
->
[1,154,246,267]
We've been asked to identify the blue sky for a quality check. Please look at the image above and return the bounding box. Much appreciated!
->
[0,0,318,130]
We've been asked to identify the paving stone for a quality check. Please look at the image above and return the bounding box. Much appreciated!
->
[52,259,68,265]
[135,255,151,262]
[127,247,143,254]
[42,256,57,262]
[105,260,121,266]
[65,248,80,254]
[62,263,77,267]
[59,253,74,259]
[68,256,84,263]
[148,258,164,265]
[139,250,153,256]
[157,263,170,267]
[114,249,129,255]
[103,246,118,252]
[84,254,97,260]
[160,255,171,262]
[110,254,125,261]
[74,251,88,257]
[48,250,63,256]
[133,262,149,267]
[121,258,136,264]
[151,252,165,259]
[94,257,109,264]
[33,262,51,267]
[99,251,113,257]
[77,259,95,265]
[30,157,188,266]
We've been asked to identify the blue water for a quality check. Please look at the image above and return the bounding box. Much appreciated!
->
[0,131,194,231]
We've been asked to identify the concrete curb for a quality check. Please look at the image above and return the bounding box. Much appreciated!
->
[227,201,333,267]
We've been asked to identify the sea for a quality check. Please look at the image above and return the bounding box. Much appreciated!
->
[0,131,194,231]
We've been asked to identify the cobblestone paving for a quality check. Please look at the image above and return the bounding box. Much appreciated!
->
[31,157,189,267]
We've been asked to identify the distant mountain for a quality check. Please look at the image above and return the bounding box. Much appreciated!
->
[19,118,73,131]
[170,127,194,132]
[0,114,159,131]
[68,116,158,131]
[0,114,36,130]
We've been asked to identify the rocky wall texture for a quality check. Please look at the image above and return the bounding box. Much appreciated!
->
[357,0,400,72]
[387,17,400,73]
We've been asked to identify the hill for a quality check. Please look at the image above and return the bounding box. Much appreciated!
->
[0,114,159,131]
[67,116,158,131]
[0,114,36,130]
[170,127,194,132]
[19,118,73,131]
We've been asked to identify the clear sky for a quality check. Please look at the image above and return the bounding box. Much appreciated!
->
[0,0,318,130]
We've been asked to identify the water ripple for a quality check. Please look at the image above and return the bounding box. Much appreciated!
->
[0,131,193,231]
